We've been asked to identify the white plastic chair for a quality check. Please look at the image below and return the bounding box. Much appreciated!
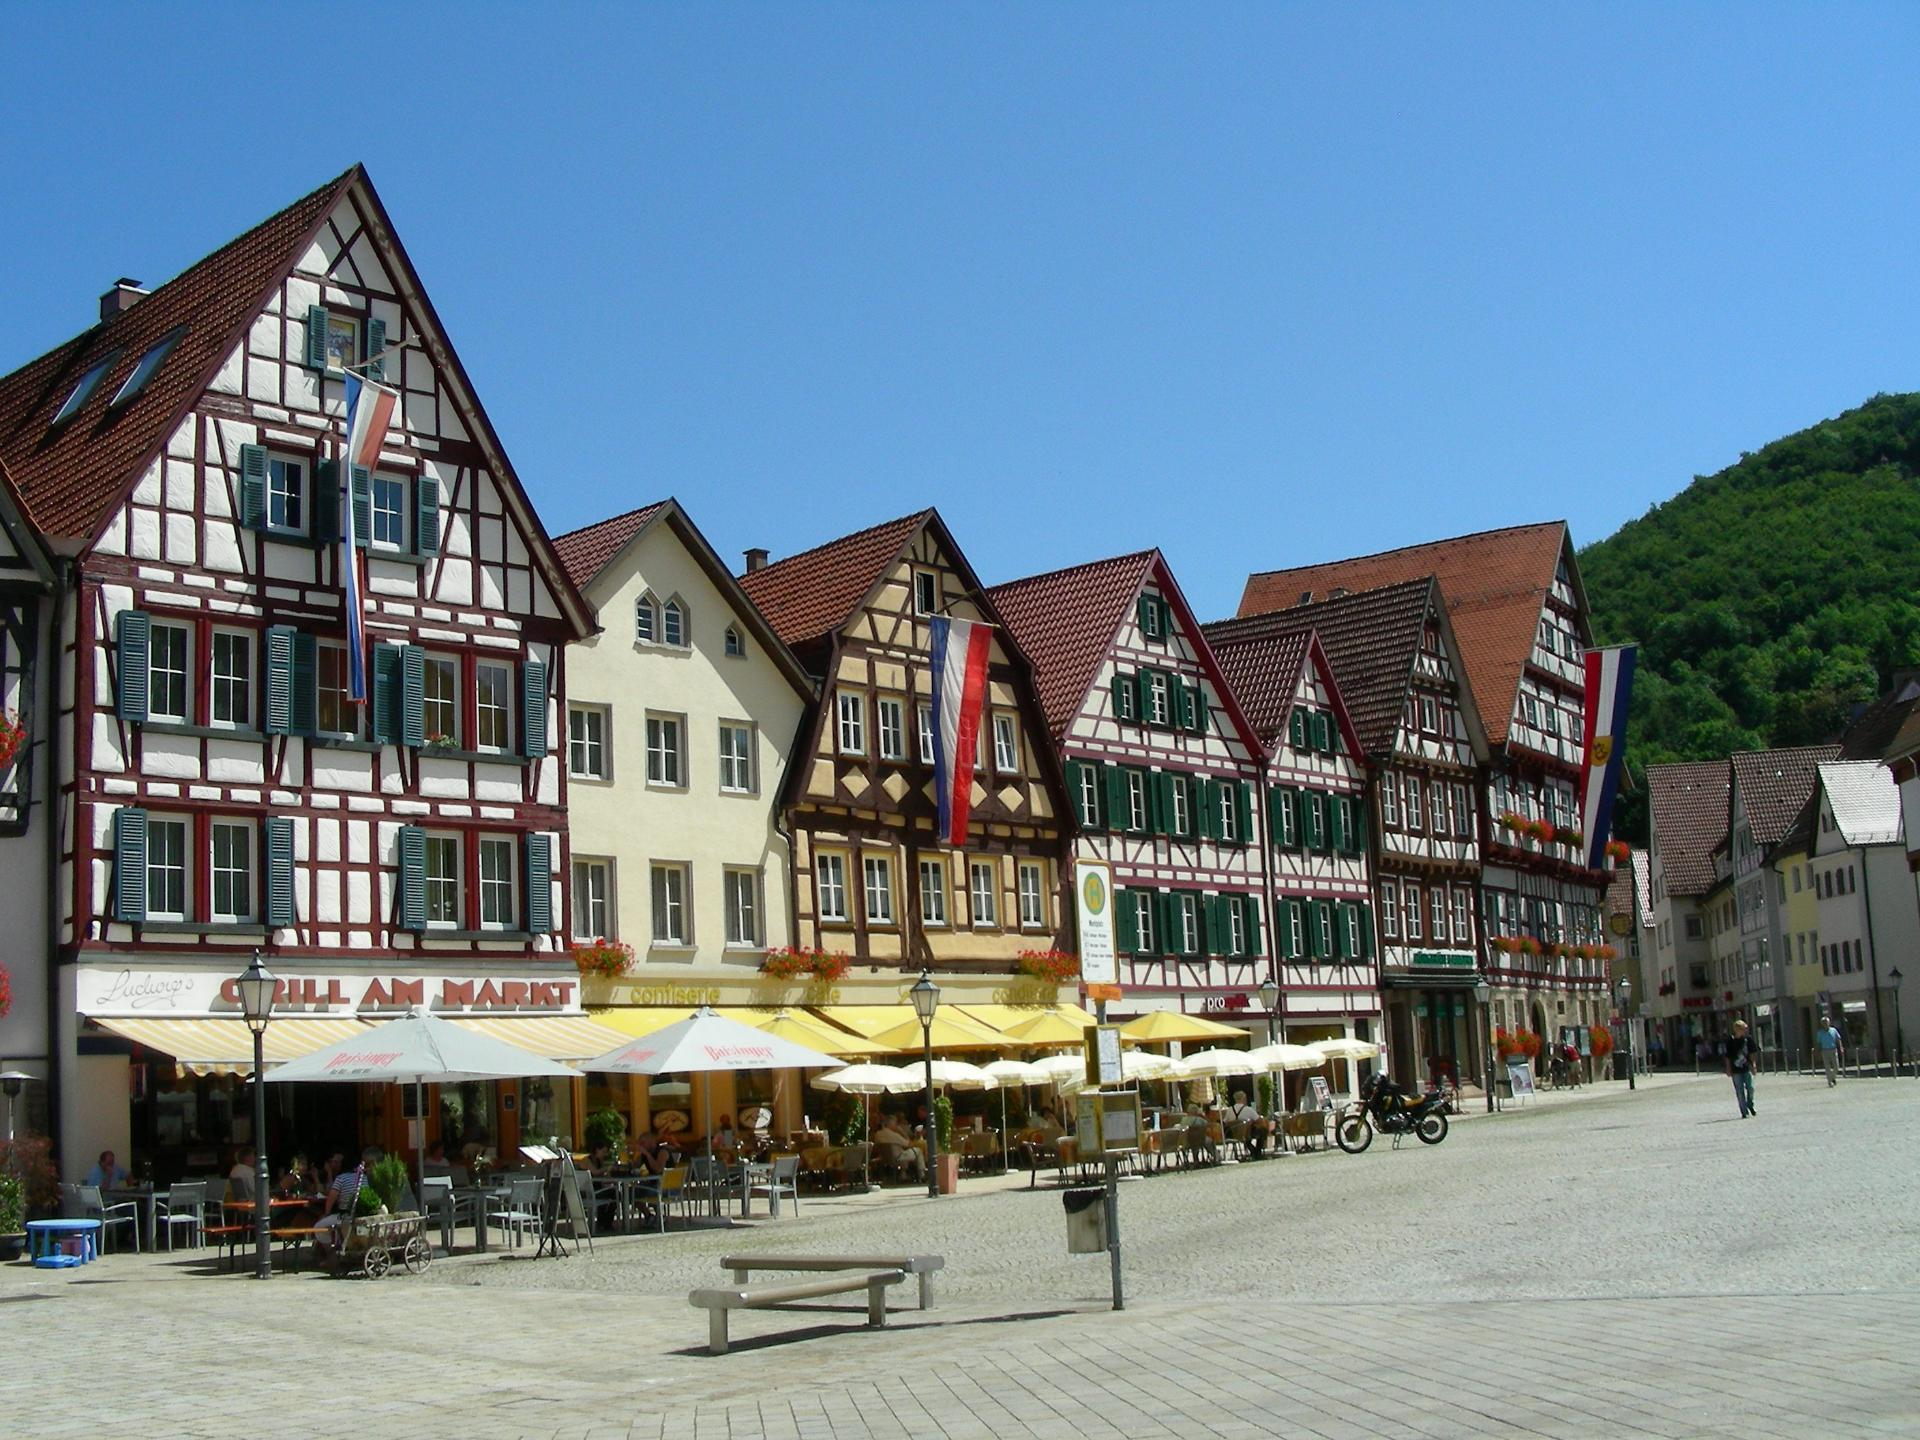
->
[68,1184,140,1253]
[156,1181,206,1250]
[747,1155,800,1217]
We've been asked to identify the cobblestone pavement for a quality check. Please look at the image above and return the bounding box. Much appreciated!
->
[7,1072,1918,1439]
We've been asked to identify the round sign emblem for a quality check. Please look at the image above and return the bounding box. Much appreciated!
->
[1080,871,1106,915]
[1607,913,1631,937]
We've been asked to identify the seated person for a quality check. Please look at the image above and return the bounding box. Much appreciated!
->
[420,1141,453,1179]
[84,1149,130,1188]
[1030,1107,1066,1142]
[1224,1091,1268,1158]
[319,1151,346,1190]
[627,1134,663,1176]
[227,1148,258,1202]
[711,1115,738,1155]
[278,1153,319,1196]
[870,1117,924,1180]
[314,1147,381,1257]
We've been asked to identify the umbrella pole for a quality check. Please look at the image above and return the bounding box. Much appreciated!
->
[415,1077,425,1192]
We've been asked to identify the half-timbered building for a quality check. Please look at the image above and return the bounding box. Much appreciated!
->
[737,511,1074,1020]
[1240,525,1614,1077]
[0,168,599,1171]
[1210,579,1490,1089]
[987,551,1275,1037]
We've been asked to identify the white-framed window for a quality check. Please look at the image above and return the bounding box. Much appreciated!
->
[475,660,513,753]
[1341,905,1365,958]
[266,455,306,535]
[877,698,905,761]
[145,816,188,921]
[321,312,359,375]
[646,713,684,787]
[1404,774,1424,830]
[1430,780,1447,836]
[650,862,689,945]
[635,593,659,645]
[572,858,612,940]
[1126,770,1149,832]
[478,836,517,929]
[917,702,935,762]
[568,706,608,780]
[1420,696,1438,733]
[1404,882,1423,941]
[724,869,760,947]
[370,474,407,549]
[863,856,895,925]
[816,853,848,923]
[1018,862,1045,928]
[1451,887,1473,944]
[970,862,998,927]
[993,714,1018,772]
[1078,765,1102,826]
[1170,775,1191,837]
[724,625,745,658]
[718,722,754,793]
[148,621,189,722]
[1227,896,1247,955]
[1314,902,1335,959]
[210,630,251,729]
[1219,784,1239,842]
[209,819,254,923]
[1176,893,1200,955]
[1131,891,1157,953]
[1147,673,1171,726]
[423,654,459,746]
[1380,770,1399,828]
[837,691,866,756]
[424,834,461,929]
[914,569,939,616]
[1381,879,1400,939]
[1451,784,1470,838]
[316,642,355,736]
[662,597,687,648]
[920,859,948,926]
[1430,886,1448,942]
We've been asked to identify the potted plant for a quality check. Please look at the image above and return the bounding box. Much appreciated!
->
[583,1105,626,1159]
[931,1095,960,1194]
[572,937,635,979]
[0,1173,25,1261]
[368,1154,413,1214]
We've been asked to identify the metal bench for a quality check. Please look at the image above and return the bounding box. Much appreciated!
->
[719,1252,945,1309]
[689,1269,904,1355]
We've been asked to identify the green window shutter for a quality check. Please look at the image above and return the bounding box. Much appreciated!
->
[1245,896,1262,956]
[1336,904,1355,959]
[1174,680,1193,731]
[402,645,425,747]
[313,460,340,545]
[363,316,387,380]
[115,610,150,723]
[112,808,148,923]
[239,444,268,531]
[351,467,372,548]
[1157,598,1172,637]
[1106,766,1130,829]
[305,306,331,369]
[1266,786,1285,843]
[398,825,427,932]
[263,625,295,735]
[264,816,295,927]
[1198,778,1220,840]
[1349,798,1368,855]
[371,644,401,744]
[1289,708,1306,748]
[415,475,440,556]
[1237,783,1254,848]
[1110,671,1133,722]
[1157,892,1178,955]
[520,659,548,759]
[291,633,318,736]
[1136,596,1156,638]
[1136,672,1154,726]
[1151,771,1172,836]
[1204,895,1225,955]
[1064,760,1085,825]
[1114,888,1138,953]
[1359,904,1376,960]
[1312,711,1332,753]
[523,833,552,933]
[1329,794,1347,852]
[1192,687,1209,733]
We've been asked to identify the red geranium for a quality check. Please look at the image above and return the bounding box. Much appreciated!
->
[571,938,634,979]
[761,948,850,983]
[1017,950,1080,984]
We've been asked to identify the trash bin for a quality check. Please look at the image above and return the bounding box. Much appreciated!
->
[1063,1187,1106,1254]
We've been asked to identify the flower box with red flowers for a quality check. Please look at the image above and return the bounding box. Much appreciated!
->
[572,938,635,979]
[760,948,851,984]
[0,712,23,770]
[1016,950,1080,985]
[1603,839,1631,864]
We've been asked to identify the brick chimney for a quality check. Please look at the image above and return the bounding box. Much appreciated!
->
[99,278,147,321]
[744,547,769,573]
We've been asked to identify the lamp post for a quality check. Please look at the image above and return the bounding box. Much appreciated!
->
[1472,979,1493,1113]
[235,951,277,1280]
[1259,977,1281,1130]
[1891,967,1906,1077]
[1617,977,1635,1092]
[0,1070,28,1143]
[910,969,940,1200]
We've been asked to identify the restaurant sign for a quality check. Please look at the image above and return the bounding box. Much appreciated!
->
[76,966,582,1018]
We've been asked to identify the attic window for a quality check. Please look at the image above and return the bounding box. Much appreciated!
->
[109,329,184,408]
[52,350,121,425]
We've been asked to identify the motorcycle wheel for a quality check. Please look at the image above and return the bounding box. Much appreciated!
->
[1335,1113,1374,1154]
[1415,1111,1449,1145]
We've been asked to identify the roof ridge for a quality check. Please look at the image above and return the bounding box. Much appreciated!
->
[551,497,671,545]
[744,508,932,580]
[1244,519,1565,582]
[988,549,1158,596]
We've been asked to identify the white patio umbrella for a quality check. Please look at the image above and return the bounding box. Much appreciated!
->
[1307,1037,1382,1062]
[1179,1048,1261,1077]
[1247,1043,1326,1071]
[810,1063,921,1186]
[1031,1053,1089,1082]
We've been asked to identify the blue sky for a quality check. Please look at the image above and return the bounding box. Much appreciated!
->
[5,5,1917,619]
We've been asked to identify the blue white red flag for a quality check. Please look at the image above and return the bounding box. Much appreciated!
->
[928,616,992,846]
[1579,645,1637,869]
[339,377,391,705]
[343,373,397,472]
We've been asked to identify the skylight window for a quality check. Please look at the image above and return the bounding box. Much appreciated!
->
[108,329,184,408]
[51,350,120,425]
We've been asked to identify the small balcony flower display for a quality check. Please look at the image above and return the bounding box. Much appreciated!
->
[760,947,850,983]
[572,938,635,979]
[1016,950,1080,985]
[1604,839,1631,864]
[1554,826,1584,847]
[0,712,24,770]
[1589,1025,1614,1061]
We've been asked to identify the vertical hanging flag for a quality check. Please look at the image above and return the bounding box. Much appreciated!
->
[929,615,993,846]
[340,375,394,704]
[1579,645,1637,869]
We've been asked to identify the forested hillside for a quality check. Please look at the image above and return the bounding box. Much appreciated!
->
[1581,392,1920,839]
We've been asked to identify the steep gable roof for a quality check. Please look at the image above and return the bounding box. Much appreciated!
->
[1237,521,1573,747]
[552,501,667,591]
[737,510,931,650]
[1646,760,1729,896]
[986,551,1156,737]
[1207,629,1311,744]
[0,168,356,542]
[1731,745,1841,848]
[1817,760,1904,847]
[1838,673,1920,761]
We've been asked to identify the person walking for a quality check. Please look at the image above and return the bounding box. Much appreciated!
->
[1726,1019,1758,1118]
[1815,1015,1843,1087]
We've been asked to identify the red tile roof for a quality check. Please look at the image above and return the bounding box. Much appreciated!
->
[1238,521,1570,747]
[1731,745,1841,848]
[551,500,667,590]
[985,551,1156,737]
[1207,578,1436,757]
[1646,761,1730,896]
[737,510,931,649]
[0,168,357,542]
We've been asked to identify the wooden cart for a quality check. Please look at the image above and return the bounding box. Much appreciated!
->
[331,1209,431,1279]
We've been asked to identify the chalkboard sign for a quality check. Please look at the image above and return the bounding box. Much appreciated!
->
[1506,1061,1536,1100]
[1304,1076,1333,1112]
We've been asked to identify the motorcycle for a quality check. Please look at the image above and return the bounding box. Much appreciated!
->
[1334,1073,1451,1153]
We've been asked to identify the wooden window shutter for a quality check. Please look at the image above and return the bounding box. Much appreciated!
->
[1135,672,1153,725]
[1236,782,1254,847]
[1136,596,1156,637]
[313,460,340,545]
[239,444,268,531]
[351,467,372,548]
[520,659,548,759]
[112,807,148,923]
[1244,896,1262,956]
[1335,903,1355,959]
[523,833,552,933]
[264,816,295,927]
[263,625,296,735]
[1204,895,1225,955]
[401,645,426,747]
[1111,671,1134,721]
[1328,794,1347,852]
[1150,771,1173,836]
[1289,708,1306,748]
[1266,786,1285,842]
[1105,766,1130,829]
[371,644,402,744]
[1156,892,1178,955]
[415,475,441,556]
[1359,903,1376,959]
[1288,788,1308,850]
[363,317,387,381]
[398,825,427,932]
[1192,688,1209,733]
[1064,760,1085,824]
[115,610,150,724]
[1312,711,1332,753]
[304,306,330,369]
[1348,798,1368,854]
[1174,680,1193,731]
[1198,778,1220,840]
[290,633,318,736]
[1114,888,1138,953]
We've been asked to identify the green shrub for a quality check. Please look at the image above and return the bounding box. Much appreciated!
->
[368,1154,411,1209]
[932,1094,954,1152]
[0,1172,24,1233]
[1256,1074,1276,1116]
[583,1106,626,1156]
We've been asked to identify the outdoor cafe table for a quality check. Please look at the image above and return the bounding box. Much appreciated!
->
[437,1185,510,1252]
[103,1185,156,1250]
[217,1196,321,1267]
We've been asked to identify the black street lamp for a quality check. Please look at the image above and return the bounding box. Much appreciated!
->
[910,969,940,1200]
[0,1070,28,1144]
[235,950,277,1280]
[1472,979,1493,1113]
[1258,977,1280,1047]
[1891,967,1906,1077]
[1617,977,1635,1092]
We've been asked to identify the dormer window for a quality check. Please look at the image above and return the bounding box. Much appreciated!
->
[109,330,183,408]
[724,625,745,658]
[52,351,120,425]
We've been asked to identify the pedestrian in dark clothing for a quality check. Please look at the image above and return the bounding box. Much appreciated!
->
[1726,1020,1758,1118]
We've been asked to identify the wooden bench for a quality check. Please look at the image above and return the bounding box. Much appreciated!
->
[720,1252,945,1309]
[202,1224,248,1269]
[689,1269,904,1355]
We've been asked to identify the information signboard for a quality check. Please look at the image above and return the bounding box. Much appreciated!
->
[1506,1060,1536,1099]
[1084,1023,1125,1085]
[1073,1088,1143,1155]
[1075,861,1118,988]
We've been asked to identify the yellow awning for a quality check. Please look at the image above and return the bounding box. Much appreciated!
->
[710,1007,893,1058]
[1119,1011,1249,1045]
[450,1014,627,1060]
[958,1004,1103,1047]
[864,1012,1012,1053]
[86,1015,373,1076]
[807,1004,927,1039]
